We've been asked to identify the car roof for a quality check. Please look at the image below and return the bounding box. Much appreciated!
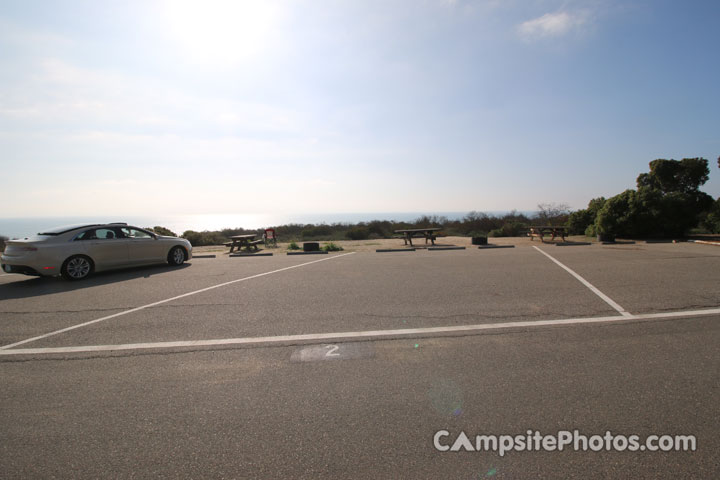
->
[38,223,129,236]
[38,224,103,235]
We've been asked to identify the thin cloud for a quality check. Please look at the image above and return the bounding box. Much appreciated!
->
[0,58,304,136]
[517,11,589,39]
[440,0,505,10]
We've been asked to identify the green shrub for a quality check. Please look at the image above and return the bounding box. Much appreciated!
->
[566,198,606,235]
[0,235,7,252]
[594,189,662,237]
[488,221,527,237]
[367,221,391,238]
[461,212,493,235]
[593,186,713,238]
[287,241,300,250]
[413,215,448,228]
[147,226,177,237]
[584,224,598,237]
[181,230,228,246]
[322,242,344,252]
[595,158,715,238]
[567,209,592,235]
[595,190,640,237]
[701,198,720,233]
[301,225,333,239]
[346,227,369,240]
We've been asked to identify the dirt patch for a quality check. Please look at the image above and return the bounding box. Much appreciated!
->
[192,235,598,254]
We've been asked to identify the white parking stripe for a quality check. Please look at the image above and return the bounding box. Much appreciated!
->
[1,307,718,356]
[0,252,356,350]
[533,246,633,317]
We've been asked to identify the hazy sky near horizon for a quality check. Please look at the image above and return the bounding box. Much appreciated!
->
[1,0,718,217]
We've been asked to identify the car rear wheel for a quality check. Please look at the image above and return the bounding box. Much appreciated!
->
[168,246,186,266]
[61,255,94,281]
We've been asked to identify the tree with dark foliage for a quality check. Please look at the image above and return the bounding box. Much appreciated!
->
[636,158,709,195]
[567,197,606,235]
[595,158,713,238]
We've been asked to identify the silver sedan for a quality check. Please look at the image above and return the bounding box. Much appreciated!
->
[1,223,192,280]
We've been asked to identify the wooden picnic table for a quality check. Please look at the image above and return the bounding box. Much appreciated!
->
[394,228,442,247]
[528,226,568,243]
[226,234,263,253]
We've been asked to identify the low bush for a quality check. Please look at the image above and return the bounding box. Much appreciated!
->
[568,198,607,236]
[460,212,495,235]
[488,221,527,237]
[592,159,714,238]
[287,241,300,250]
[301,225,333,239]
[367,220,391,238]
[168,208,630,245]
[701,198,720,233]
[346,227,369,240]
[182,230,228,246]
[147,226,177,237]
[322,242,344,252]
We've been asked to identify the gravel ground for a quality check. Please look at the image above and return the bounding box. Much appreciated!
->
[192,235,598,254]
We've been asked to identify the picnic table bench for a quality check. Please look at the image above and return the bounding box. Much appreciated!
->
[394,228,442,247]
[226,234,263,253]
[528,226,568,243]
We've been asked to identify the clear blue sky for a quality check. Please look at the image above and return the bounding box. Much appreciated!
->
[1,0,718,217]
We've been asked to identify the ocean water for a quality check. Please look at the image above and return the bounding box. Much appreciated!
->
[0,211,534,239]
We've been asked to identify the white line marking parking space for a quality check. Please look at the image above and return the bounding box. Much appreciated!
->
[533,246,633,317]
[1,307,718,356]
[0,252,356,350]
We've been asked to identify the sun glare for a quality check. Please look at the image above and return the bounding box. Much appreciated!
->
[163,0,279,65]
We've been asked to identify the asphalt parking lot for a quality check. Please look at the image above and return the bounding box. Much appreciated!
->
[1,243,719,478]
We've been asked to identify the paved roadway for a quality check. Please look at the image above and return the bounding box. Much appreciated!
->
[1,243,718,478]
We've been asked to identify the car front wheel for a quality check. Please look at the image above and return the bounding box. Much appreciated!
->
[168,246,186,266]
[61,255,94,281]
